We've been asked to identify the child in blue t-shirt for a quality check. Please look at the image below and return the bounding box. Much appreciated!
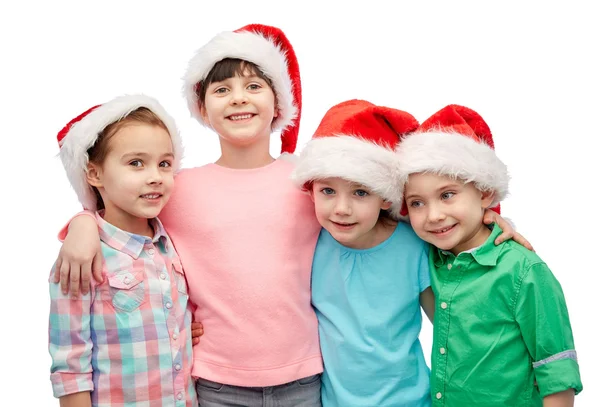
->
[292,100,435,407]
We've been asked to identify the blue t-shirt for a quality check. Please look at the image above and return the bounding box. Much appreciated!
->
[312,222,432,407]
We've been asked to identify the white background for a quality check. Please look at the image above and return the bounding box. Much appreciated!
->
[1,1,597,405]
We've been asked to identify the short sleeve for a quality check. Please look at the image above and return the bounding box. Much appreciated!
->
[418,242,431,293]
[514,262,583,396]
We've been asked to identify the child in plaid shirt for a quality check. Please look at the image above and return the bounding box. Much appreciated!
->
[49,95,200,407]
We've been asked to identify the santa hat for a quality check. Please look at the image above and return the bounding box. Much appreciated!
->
[57,94,182,211]
[397,104,509,216]
[291,99,419,219]
[183,23,301,154]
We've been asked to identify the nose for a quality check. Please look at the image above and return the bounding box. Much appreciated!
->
[333,196,352,216]
[147,166,163,185]
[427,202,445,222]
[229,86,248,106]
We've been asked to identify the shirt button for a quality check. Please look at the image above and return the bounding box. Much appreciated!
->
[165,302,172,309]
[172,332,179,340]
[440,302,448,309]
[440,347,446,355]
[160,273,167,280]
[177,392,183,400]
[447,263,453,270]
[175,363,181,371]
[123,277,130,285]
[148,249,155,255]
[436,392,442,399]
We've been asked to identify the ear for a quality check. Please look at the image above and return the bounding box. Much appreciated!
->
[273,106,279,119]
[381,200,392,211]
[199,102,209,124]
[86,162,103,188]
[307,185,315,203]
[481,189,495,209]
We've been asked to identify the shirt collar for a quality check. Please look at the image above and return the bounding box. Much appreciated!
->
[432,223,505,268]
[96,212,169,259]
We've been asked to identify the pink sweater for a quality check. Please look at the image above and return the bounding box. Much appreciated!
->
[159,159,323,387]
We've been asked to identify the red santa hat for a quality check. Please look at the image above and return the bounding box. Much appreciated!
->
[57,94,182,211]
[291,99,419,219]
[183,24,301,154]
[397,104,509,216]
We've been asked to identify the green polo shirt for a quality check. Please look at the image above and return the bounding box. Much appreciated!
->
[429,224,582,406]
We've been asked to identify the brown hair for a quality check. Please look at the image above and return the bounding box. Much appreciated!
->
[87,107,169,209]
[196,58,275,109]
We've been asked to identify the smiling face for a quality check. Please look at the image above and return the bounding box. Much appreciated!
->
[404,172,495,255]
[200,64,278,151]
[311,177,393,249]
[86,123,174,236]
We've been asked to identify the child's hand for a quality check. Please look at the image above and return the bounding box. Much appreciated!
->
[483,209,534,251]
[53,215,103,297]
[191,321,204,345]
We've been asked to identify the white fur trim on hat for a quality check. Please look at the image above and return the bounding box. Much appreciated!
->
[397,131,509,207]
[277,152,299,164]
[183,30,296,132]
[291,135,404,218]
[59,94,182,211]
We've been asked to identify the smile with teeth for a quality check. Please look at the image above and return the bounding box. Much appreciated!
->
[140,193,161,199]
[228,113,254,121]
[430,224,456,234]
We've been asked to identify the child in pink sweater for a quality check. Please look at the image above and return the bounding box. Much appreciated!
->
[52,24,528,407]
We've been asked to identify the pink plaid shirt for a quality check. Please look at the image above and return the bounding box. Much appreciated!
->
[49,213,197,406]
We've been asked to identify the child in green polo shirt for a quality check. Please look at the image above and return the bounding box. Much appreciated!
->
[396,104,582,407]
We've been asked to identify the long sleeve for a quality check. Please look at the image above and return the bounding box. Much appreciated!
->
[514,262,583,397]
[48,267,95,398]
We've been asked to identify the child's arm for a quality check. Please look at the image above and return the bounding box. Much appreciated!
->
[49,264,96,401]
[59,392,92,407]
[418,243,435,323]
[515,263,582,399]
[420,287,435,323]
[543,389,574,407]
[483,209,534,250]
[52,213,103,297]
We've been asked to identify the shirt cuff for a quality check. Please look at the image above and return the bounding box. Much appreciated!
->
[534,353,583,396]
[57,211,96,242]
[50,371,94,398]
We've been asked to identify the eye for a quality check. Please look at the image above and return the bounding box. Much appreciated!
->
[321,187,335,195]
[214,86,228,94]
[354,189,369,197]
[159,160,172,168]
[409,200,424,208]
[441,191,456,200]
[129,160,143,167]
[247,83,261,90]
